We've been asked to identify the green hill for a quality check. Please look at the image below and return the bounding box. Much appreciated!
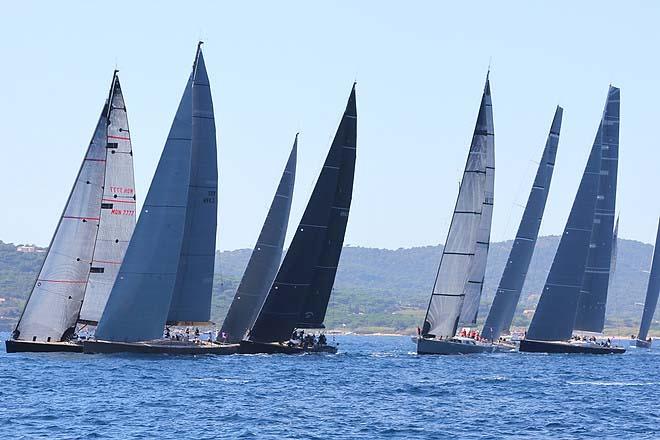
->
[1,237,657,335]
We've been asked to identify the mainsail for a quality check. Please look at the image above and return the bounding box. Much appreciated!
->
[637,219,660,342]
[574,86,620,333]
[78,73,137,325]
[167,44,218,325]
[14,72,134,342]
[481,106,562,341]
[421,76,491,338]
[220,136,297,343]
[526,90,614,341]
[248,84,357,343]
[96,44,216,342]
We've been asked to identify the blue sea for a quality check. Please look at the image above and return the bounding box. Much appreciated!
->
[0,333,658,439]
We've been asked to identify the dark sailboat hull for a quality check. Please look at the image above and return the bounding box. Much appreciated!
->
[5,339,83,353]
[83,340,239,355]
[238,340,338,355]
[519,339,625,354]
[635,339,652,349]
[416,337,514,355]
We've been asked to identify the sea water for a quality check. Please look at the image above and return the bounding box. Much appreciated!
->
[0,333,658,439]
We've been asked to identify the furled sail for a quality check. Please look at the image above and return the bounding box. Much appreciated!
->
[421,76,491,338]
[637,219,660,342]
[248,84,357,343]
[574,86,620,333]
[526,92,612,341]
[220,136,297,343]
[78,73,137,325]
[13,77,115,342]
[167,45,218,325]
[481,106,562,341]
[96,47,212,342]
[459,96,494,324]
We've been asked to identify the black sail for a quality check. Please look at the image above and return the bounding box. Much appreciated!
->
[481,106,562,341]
[220,136,297,343]
[574,86,620,332]
[526,121,603,341]
[248,85,357,343]
[637,219,660,342]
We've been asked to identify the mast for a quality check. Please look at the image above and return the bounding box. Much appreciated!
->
[481,106,562,341]
[574,86,620,333]
[526,91,611,341]
[248,84,357,343]
[220,135,297,343]
[459,78,495,324]
[421,75,491,338]
[78,71,137,325]
[637,219,660,342]
[167,42,219,325]
[13,82,110,342]
[95,49,200,343]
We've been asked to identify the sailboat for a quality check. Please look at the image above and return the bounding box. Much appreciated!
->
[83,43,235,355]
[416,74,501,355]
[220,135,297,344]
[239,84,357,354]
[634,219,660,348]
[6,71,136,353]
[520,86,624,354]
[481,106,562,343]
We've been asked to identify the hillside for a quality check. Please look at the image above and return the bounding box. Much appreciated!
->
[1,237,658,335]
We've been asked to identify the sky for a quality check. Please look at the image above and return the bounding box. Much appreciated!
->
[0,1,658,251]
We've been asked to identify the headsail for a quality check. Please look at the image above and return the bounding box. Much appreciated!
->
[78,72,137,325]
[637,219,660,342]
[95,49,204,343]
[481,106,562,341]
[611,215,619,274]
[574,86,620,333]
[459,88,495,324]
[421,76,491,338]
[167,44,218,325]
[221,136,297,343]
[14,78,113,342]
[526,92,611,341]
[248,84,357,343]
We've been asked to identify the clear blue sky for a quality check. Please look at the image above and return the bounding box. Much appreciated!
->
[0,1,658,250]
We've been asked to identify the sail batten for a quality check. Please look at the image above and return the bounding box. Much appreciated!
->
[248,85,357,343]
[422,76,492,338]
[481,106,562,341]
[220,136,297,343]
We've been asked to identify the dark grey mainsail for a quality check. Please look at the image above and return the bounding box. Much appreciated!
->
[12,72,136,343]
[421,76,491,338]
[248,84,357,343]
[459,99,495,324]
[526,103,607,342]
[574,86,620,333]
[78,73,137,325]
[481,106,562,341]
[95,49,206,342]
[220,136,297,343]
[167,45,218,325]
[637,219,660,342]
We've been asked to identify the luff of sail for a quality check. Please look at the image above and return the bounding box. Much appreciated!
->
[481,106,562,341]
[248,84,357,343]
[220,136,297,343]
[167,44,218,325]
[574,86,620,333]
[13,91,109,342]
[421,77,490,338]
[95,72,195,342]
[526,112,604,342]
[459,79,495,324]
[637,219,660,342]
[78,72,137,325]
